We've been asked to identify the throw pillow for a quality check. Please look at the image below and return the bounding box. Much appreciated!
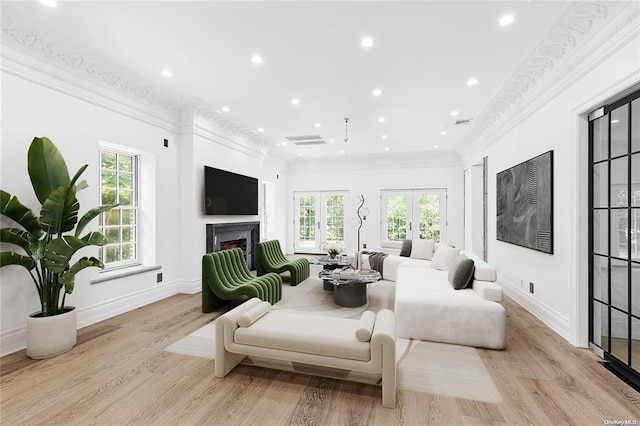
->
[410,239,435,260]
[430,245,461,271]
[448,254,476,290]
[399,239,412,257]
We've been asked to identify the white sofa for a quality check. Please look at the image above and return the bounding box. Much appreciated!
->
[366,241,506,350]
[215,297,398,408]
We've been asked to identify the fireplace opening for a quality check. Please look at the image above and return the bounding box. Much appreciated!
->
[206,222,260,271]
[220,238,248,261]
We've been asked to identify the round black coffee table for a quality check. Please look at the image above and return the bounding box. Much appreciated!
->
[312,256,355,290]
[318,270,381,307]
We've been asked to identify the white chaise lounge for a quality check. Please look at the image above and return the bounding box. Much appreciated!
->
[215,298,398,408]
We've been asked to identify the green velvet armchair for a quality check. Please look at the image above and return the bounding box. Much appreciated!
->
[256,240,310,286]
[202,248,282,313]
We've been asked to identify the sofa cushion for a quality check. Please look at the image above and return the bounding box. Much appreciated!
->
[447,255,475,290]
[399,239,412,257]
[431,246,461,271]
[410,239,434,260]
[356,311,376,342]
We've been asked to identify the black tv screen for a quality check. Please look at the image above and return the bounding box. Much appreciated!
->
[204,166,259,215]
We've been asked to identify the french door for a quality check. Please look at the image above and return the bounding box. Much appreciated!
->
[294,191,346,254]
[589,88,640,388]
[381,189,447,243]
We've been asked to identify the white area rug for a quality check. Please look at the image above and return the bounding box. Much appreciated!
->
[165,266,502,404]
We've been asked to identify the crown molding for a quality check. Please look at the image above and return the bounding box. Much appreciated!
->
[191,115,267,161]
[460,1,640,165]
[288,150,461,174]
[0,5,279,154]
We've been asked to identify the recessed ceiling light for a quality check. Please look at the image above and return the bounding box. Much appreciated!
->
[384,147,390,151]
[39,0,57,7]
[221,106,230,112]
[450,111,458,117]
[361,36,374,48]
[611,119,620,123]
[372,88,382,96]
[258,128,264,132]
[499,14,515,26]
[251,55,263,64]
[161,69,173,78]
[339,150,345,154]
[467,78,478,86]
[314,123,321,128]
[434,145,439,149]
[329,138,335,143]
[281,142,287,146]
[378,117,385,123]
[382,135,388,140]
[440,130,447,135]
[298,153,303,156]
[291,98,300,105]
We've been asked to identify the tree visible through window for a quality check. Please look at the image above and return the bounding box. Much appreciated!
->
[99,150,138,267]
[386,194,407,241]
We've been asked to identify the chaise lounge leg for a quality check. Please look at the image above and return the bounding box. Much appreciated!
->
[214,321,246,377]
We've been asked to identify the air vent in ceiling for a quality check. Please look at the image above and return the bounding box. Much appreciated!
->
[285,134,326,145]
[455,119,473,125]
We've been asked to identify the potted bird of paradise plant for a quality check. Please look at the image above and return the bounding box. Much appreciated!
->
[0,137,117,358]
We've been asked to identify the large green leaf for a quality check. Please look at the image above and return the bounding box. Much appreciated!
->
[28,234,46,261]
[40,186,79,235]
[43,233,107,273]
[0,228,30,253]
[59,256,104,294]
[0,251,36,270]
[0,190,43,237]
[28,137,70,205]
[75,204,118,237]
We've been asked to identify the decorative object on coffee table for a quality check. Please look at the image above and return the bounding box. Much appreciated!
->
[320,241,343,259]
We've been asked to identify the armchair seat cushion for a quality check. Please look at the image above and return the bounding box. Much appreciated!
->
[235,313,371,361]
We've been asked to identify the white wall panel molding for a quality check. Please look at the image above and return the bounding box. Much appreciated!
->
[461,1,640,164]
[0,5,276,155]
[288,150,461,173]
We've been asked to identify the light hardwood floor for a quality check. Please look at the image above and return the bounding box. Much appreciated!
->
[1,294,639,425]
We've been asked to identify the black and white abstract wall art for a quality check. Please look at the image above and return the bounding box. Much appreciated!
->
[496,150,553,254]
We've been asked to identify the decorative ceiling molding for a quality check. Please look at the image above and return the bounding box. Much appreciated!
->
[287,150,462,174]
[459,1,639,164]
[0,5,279,153]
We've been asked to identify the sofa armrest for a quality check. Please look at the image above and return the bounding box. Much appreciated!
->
[472,280,503,302]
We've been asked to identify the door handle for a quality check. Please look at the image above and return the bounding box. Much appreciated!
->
[318,221,320,230]
[409,222,412,231]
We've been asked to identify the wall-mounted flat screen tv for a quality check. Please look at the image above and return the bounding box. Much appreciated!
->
[204,166,259,215]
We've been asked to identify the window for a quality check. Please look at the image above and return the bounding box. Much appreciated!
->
[99,149,138,268]
[381,189,447,243]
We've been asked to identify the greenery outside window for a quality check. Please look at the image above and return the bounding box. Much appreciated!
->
[99,150,138,268]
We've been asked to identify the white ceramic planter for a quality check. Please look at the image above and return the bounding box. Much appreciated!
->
[26,307,77,359]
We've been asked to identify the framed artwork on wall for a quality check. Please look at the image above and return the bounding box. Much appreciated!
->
[496,150,554,254]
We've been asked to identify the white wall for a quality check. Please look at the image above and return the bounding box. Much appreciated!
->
[286,154,464,254]
[466,34,640,345]
[176,128,288,290]
[0,72,289,355]
[0,72,181,353]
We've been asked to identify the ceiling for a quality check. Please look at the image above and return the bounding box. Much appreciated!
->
[5,1,567,160]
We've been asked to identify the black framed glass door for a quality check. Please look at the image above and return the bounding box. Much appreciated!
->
[589,88,640,387]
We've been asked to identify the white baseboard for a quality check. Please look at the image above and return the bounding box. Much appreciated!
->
[498,275,571,342]
[177,278,201,295]
[77,281,180,329]
[0,281,181,357]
